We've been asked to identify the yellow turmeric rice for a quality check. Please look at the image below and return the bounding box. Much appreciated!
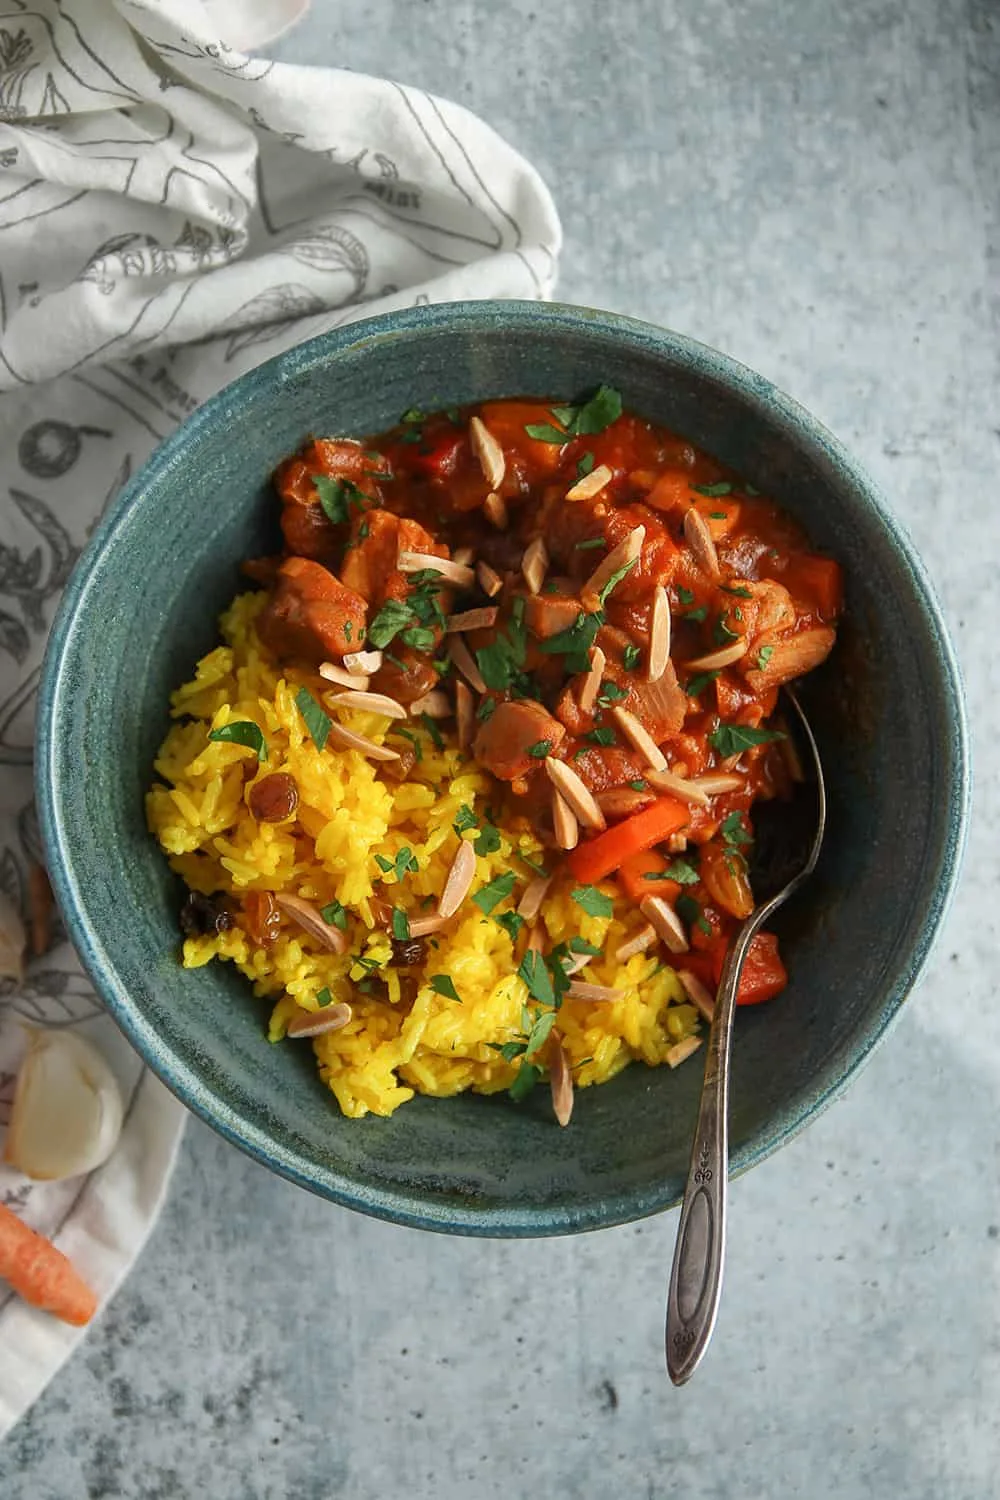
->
[146,592,701,1119]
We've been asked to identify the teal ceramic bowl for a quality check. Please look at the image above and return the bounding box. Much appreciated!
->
[37,302,969,1235]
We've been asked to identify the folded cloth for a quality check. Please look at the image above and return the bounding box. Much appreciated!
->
[0,0,560,1436]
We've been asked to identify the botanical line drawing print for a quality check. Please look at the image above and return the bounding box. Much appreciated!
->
[0,487,80,634]
[4,969,102,1029]
[218,282,326,362]
[0,666,38,766]
[0,25,35,117]
[18,418,111,478]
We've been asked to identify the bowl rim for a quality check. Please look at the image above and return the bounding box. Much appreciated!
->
[37,298,971,1236]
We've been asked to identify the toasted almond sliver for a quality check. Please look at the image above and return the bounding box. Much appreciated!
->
[566,981,623,1002]
[685,640,748,672]
[640,895,690,954]
[549,1041,574,1127]
[469,415,506,490]
[483,491,508,529]
[526,920,546,953]
[666,832,688,853]
[615,924,658,962]
[274,894,348,954]
[398,551,476,588]
[595,787,654,818]
[319,661,370,690]
[552,789,579,851]
[544,757,607,832]
[327,721,400,762]
[678,968,715,1022]
[517,874,552,922]
[455,679,474,750]
[645,768,710,806]
[409,689,451,718]
[446,606,499,634]
[563,952,592,977]
[581,525,645,611]
[342,649,383,675]
[565,462,613,502]
[287,1001,353,1039]
[327,689,407,720]
[577,645,606,714]
[448,635,486,694]
[648,585,670,682]
[683,508,721,579]
[666,1035,703,1069]
[521,537,549,596]
[438,839,476,920]
[610,705,667,772]
[689,772,745,796]
[477,560,504,598]
[408,914,448,938]
[452,545,476,566]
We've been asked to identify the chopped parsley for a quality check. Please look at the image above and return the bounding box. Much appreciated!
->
[523,1008,557,1057]
[391,908,411,941]
[476,696,497,723]
[598,557,638,605]
[721,810,752,848]
[755,644,775,670]
[585,726,616,746]
[316,986,334,1008]
[623,643,642,671]
[524,421,570,444]
[402,625,436,651]
[295,689,331,751]
[312,474,368,524]
[375,846,419,881]
[390,726,423,762]
[208,721,267,762]
[537,609,603,674]
[677,586,695,606]
[577,452,596,477]
[524,385,623,444]
[721,584,752,599]
[663,858,700,885]
[526,739,553,759]
[367,598,416,650]
[709,723,785,757]
[569,935,601,956]
[685,669,720,697]
[474,823,502,856]
[495,910,525,942]
[453,804,478,835]
[571,885,614,919]
[320,899,348,931]
[676,893,713,937]
[597,680,628,707]
[713,614,740,646]
[420,713,444,749]
[516,852,549,877]
[685,605,708,623]
[693,481,733,498]
[430,974,461,1003]
[509,1061,544,1101]
[472,871,517,915]
[518,950,555,1007]
[575,536,607,551]
[629,778,648,791]
[476,611,527,691]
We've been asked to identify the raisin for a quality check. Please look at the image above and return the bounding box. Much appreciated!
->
[248,772,299,823]
[244,889,281,946]
[390,937,427,967]
[179,892,233,938]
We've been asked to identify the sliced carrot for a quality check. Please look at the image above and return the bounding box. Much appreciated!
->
[567,795,689,884]
[617,849,681,906]
[0,1202,98,1326]
[782,554,843,621]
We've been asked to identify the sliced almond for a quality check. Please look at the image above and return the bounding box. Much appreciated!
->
[645,768,710,806]
[455,679,474,750]
[549,1041,574,1127]
[610,705,667,772]
[689,772,745,796]
[275,894,348,953]
[319,661,370,690]
[677,968,715,1022]
[666,832,688,853]
[577,645,606,714]
[327,689,407,719]
[581,525,645,611]
[566,981,623,1002]
[452,545,476,566]
[448,635,486,694]
[595,787,654,818]
[408,914,448,938]
[683,508,721,579]
[342,649,383,675]
[517,874,552,922]
[615,924,658,962]
[526,920,546,953]
[640,895,690,954]
[521,537,549,596]
[685,640,748,672]
[648,585,670,682]
[477,560,504,598]
[552,789,579,851]
[483,491,508,530]
[438,839,476,919]
[565,462,613,502]
[469,415,506,490]
[287,1001,353,1039]
[563,952,593,977]
[666,1035,703,1069]
[446,606,499,634]
[544,757,607,832]
[409,690,451,718]
[327,721,400,762]
[398,551,476,588]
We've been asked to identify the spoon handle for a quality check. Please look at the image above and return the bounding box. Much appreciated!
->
[665,919,759,1384]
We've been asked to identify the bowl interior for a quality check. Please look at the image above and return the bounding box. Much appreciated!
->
[38,302,967,1234]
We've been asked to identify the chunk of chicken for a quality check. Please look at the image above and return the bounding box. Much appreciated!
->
[257,556,367,664]
[741,626,836,691]
[340,511,444,609]
[472,700,566,782]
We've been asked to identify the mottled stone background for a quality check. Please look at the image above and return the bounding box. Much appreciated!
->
[2,0,997,1495]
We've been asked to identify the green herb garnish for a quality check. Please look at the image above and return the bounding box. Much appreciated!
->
[508,1061,544,1101]
[476,696,497,723]
[575,536,607,551]
[526,740,553,759]
[453,804,478,835]
[597,681,627,707]
[320,899,348,930]
[629,779,648,791]
[537,609,603,674]
[685,605,708,623]
[518,950,555,1007]
[676,893,712,936]
[472,871,517,915]
[430,974,461,1003]
[598,557,637,606]
[474,823,502,856]
[571,885,614,919]
[585,726,616,746]
[721,584,752,598]
[713,615,740,646]
[721,811,752,848]
[295,689,331,751]
[755,645,774,670]
[709,724,785,757]
[313,474,368,525]
[315,986,334,1008]
[677,586,695,605]
[391,908,411,941]
[577,452,596,478]
[516,852,549,877]
[623,643,642,671]
[495,910,526,942]
[663,858,700,885]
[685,670,720,697]
[694,481,733,498]
[420,713,444,749]
[208,721,267,762]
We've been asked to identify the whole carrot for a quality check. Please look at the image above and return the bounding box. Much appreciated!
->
[0,1200,98,1326]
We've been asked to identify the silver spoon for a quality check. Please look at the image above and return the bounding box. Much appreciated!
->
[666,686,827,1385]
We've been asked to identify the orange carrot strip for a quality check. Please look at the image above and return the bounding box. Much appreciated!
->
[567,796,689,885]
[617,849,681,907]
[0,1201,98,1326]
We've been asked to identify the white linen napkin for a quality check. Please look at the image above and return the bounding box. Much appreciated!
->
[0,0,560,1436]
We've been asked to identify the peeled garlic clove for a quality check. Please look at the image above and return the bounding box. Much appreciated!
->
[0,890,26,984]
[4,1029,124,1181]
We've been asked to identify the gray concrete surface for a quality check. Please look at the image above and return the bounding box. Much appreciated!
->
[3,0,998,1495]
